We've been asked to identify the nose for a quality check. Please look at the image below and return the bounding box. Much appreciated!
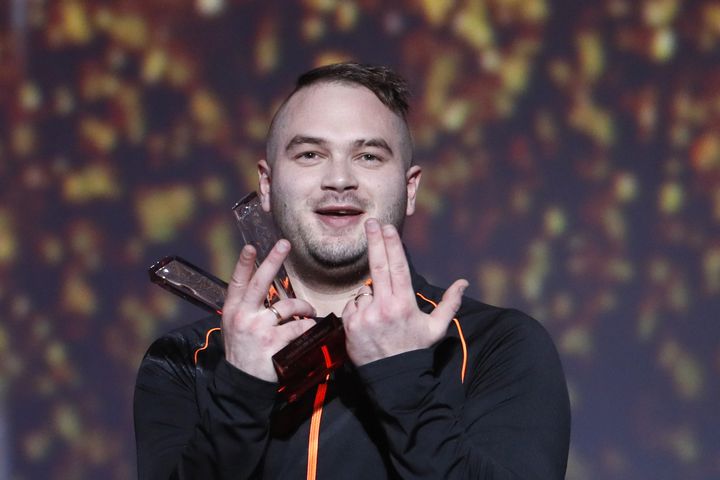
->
[320,158,358,192]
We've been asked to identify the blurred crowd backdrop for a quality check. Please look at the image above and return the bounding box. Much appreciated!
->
[1,0,719,478]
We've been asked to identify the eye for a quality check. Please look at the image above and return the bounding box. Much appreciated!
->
[358,153,381,163]
[294,151,322,163]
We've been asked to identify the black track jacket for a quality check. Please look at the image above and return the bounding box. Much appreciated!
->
[134,269,570,479]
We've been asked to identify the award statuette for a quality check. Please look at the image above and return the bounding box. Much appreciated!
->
[232,192,296,304]
[148,192,348,403]
[148,256,227,314]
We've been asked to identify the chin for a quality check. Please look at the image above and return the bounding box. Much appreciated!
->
[289,243,369,288]
[311,256,369,288]
[310,241,366,267]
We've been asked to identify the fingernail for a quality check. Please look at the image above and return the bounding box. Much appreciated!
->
[277,239,290,252]
[366,219,380,232]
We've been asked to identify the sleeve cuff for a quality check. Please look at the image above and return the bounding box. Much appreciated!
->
[356,349,437,411]
[213,359,279,404]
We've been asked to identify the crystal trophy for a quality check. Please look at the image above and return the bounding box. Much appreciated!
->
[232,192,296,304]
[148,256,227,313]
[148,192,348,403]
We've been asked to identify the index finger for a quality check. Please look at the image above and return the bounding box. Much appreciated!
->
[242,239,291,308]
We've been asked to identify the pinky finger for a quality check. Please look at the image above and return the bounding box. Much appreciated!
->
[341,298,357,319]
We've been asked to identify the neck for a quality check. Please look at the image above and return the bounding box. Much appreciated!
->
[285,263,368,317]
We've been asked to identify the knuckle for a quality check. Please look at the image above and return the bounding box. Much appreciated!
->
[248,276,263,292]
[229,274,247,288]
[257,330,275,347]
[371,263,387,274]
[381,302,402,319]
[222,309,242,326]
[378,304,392,318]
[343,318,358,335]
[389,260,406,271]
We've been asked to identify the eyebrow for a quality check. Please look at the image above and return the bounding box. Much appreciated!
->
[285,135,327,152]
[353,138,394,156]
[284,135,394,156]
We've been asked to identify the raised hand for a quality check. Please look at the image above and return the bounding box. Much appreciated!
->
[342,219,468,366]
[221,240,317,382]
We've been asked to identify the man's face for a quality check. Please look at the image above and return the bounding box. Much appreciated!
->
[259,82,421,285]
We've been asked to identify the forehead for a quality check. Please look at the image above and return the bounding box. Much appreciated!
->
[277,82,406,146]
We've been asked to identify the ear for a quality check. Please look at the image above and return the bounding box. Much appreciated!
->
[405,165,422,216]
[258,159,272,212]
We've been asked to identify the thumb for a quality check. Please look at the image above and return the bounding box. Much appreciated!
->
[429,279,468,326]
[277,318,316,344]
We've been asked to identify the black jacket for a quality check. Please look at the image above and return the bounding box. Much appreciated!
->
[134,270,570,479]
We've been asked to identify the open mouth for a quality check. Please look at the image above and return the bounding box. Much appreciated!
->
[315,206,364,218]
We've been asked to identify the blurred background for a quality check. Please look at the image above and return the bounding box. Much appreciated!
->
[1,0,719,478]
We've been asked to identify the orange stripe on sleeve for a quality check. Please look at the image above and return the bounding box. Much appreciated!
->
[415,292,468,383]
[193,327,222,364]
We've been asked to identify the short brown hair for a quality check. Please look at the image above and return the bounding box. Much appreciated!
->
[293,63,410,119]
[266,63,413,165]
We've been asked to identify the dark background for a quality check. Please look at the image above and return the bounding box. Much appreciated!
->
[1,0,718,478]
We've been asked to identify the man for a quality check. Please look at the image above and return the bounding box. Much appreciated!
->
[134,63,571,479]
